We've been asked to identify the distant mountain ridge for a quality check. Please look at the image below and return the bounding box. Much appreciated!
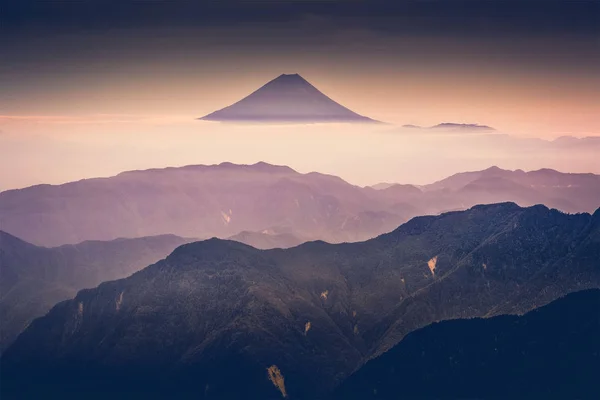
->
[402,122,496,131]
[227,230,305,249]
[200,74,379,124]
[432,122,495,131]
[368,182,397,190]
[2,203,599,399]
[425,165,600,193]
[1,162,598,247]
[0,161,407,246]
[0,231,194,352]
[383,165,600,215]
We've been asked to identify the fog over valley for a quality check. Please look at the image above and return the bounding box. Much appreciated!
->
[1,121,599,192]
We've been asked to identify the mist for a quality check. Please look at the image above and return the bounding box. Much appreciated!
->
[2,119,599,191]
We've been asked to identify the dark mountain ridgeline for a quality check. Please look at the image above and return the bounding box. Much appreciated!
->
[2,203,599,399]
[335,288,600,400]
[0,226,339,353]
[0,231,193,352]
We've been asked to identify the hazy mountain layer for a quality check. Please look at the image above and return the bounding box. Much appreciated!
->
[0,162,407,247]
[335,289,600,400]
[1,162,598,248]
[2,203,599,399]
[227,230,306,249]
[383,165,600,216]
[0,231,193,352]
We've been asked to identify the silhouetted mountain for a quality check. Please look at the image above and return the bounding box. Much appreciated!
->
[0,162,406,247]
[401,123,496,132]
[199,74,379,124]
[430,123,495,131]
[227,230,305,249]
[2,204,599,399]
[0,231,192,352]
[335,289,600,400]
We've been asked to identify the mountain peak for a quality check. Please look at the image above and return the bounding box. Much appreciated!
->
[264,73,310,88]
[276,73,303,79]
[481,165,506,173]
[199,74,380,124]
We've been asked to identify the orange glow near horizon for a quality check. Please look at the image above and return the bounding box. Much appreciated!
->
[2,27,599,191]
[2,30,598,138]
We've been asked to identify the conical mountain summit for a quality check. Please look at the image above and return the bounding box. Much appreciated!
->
[199,73,380,123]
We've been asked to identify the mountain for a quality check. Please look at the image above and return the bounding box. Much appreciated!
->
[430,122,495,131]
[227,230,305,250]
[367,183,422,195]
[199,74,379,124]
[420,166,600,214]
[0,162,408,247]
[2,203,599,399]
[552,135,600,148]
[335,289,600,400]
[1,163,598,248]
[401,123,496,132]
[367,166,600,217]
[0,231,193,352]
[400,124,422,129]
[373,184,422,198]
[368,183,397,190]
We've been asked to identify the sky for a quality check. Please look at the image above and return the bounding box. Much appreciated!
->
[1,0,599,190]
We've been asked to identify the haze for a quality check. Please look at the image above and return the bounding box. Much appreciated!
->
[2,0,599,189]
[2,31,599,134]
[2,121,599,192]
